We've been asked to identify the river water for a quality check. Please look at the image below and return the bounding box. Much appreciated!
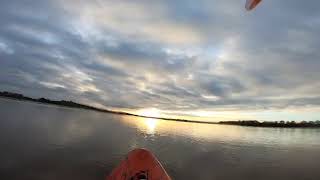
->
[0,98,319,180]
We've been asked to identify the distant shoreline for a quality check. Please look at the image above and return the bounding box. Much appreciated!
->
[219,120,320,128]
[0,91,218,125]
[1,91,319,128]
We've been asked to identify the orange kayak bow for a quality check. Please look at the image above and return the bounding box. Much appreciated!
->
[107,149,171,180]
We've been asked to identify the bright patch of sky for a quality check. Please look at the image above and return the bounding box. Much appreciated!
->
[1,0,320,121]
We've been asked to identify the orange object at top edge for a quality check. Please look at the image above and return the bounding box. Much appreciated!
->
[107,148,171,180]
[246,0,262,11]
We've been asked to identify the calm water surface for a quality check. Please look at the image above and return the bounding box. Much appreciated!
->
[0,98,320,180]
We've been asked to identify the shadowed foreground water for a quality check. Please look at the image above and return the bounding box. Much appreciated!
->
[0,98,320,180]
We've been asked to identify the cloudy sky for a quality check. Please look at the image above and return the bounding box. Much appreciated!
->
[1,0,320,121]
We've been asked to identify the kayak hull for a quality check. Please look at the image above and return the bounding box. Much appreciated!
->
[107,149,171,180]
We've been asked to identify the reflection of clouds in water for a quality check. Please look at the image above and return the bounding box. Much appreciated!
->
[121,115,244,142]
[2,100,320,180]
[121,115,320,147]
[29,107,102,146]
[51,117,94,145]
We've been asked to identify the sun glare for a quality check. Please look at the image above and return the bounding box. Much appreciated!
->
[145,118,158,134]
[138,108,161,118]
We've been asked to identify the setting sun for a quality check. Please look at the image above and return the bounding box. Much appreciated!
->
[137,108,161,118]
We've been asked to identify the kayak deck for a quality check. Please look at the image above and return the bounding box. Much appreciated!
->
[107,149,171,180]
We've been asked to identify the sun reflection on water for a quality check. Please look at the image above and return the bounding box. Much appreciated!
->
[144,118,158,134]
[120,115,245,141]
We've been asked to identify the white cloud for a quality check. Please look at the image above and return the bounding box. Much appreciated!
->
[1,0,320,121]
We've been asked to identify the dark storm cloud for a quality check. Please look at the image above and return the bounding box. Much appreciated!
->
[0,0,320,119]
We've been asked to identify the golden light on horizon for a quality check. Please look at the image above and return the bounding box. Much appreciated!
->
[137,108,161,118]
[120,115,245,141]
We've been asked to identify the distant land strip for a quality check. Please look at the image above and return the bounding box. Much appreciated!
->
[1,91,319,128]
[0,91,217,124]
